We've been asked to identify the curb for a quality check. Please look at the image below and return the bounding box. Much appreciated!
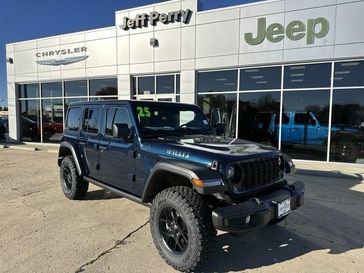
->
[7,145,40,152]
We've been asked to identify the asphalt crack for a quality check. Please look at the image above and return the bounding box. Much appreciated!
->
[75,220,150,273]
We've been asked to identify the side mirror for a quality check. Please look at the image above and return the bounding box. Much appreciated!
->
[112,123,132,139]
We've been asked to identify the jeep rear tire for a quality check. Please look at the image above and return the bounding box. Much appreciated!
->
[150,186,216,272]
[60,155,88,200]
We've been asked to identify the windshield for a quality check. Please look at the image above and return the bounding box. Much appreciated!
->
[132,102,212,137]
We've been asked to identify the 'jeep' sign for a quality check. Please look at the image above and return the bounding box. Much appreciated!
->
[245,17,330,45]
[120,9,193,30]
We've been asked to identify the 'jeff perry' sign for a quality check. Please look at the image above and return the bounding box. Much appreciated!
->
[245,17,330,45]
[120,9,193,30]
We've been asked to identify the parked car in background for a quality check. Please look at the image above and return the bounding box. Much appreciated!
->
[21,116,62,141]
[272,112,364,163]
[0,118,6,140]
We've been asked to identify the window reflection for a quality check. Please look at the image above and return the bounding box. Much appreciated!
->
[281,90,330,160]
[65,80,87,97]
[157,75,174,94]
[42,82,62,98]
[334,61,364,87]
[198,70,238,93]
[240,67,281,91]
[238,92,280,147]
[330,89,364,163]
[137,76,155,95]
[20,100,41,142]
[176,74,180,94]
[89,78,117,96]
[198,94,236,137]
[42,99,63,143]
[64,97,88,113]
[89,97,118,101]
[284,63,331,89]
[19,84,39,98]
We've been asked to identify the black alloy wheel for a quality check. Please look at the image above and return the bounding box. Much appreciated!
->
[159,207,189,255]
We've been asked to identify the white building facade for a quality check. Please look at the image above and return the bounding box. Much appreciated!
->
[5,0,364,164]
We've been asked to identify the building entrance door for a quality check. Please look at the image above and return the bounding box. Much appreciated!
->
[135,94,176,102]
[133,73,180,102]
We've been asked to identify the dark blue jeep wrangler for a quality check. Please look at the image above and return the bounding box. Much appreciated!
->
[58,100,304,272]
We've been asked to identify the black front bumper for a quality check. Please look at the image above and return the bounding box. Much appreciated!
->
[212,181,305,233]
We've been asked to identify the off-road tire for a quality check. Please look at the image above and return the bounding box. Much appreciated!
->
[60,155,88,200]
[343,143,358,163]
[150,186,216,272]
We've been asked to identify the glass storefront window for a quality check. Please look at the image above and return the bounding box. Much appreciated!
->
[20,100,41,142]
[330,89,364,163]
[284,63,331,89]
[42,82,62,98]
[156,75,174,94]
[89,97,118,101]
[238,92,280,147]
[334,61,364,87]
[137,76,155,95]
[64,80,87,97]
[89,78,117,96]
[240,67,281,91]
[198,93,237,137]
[198,70,238,93]
[176,74,180,94]
[19,84,39,98]
[281,90,330,161]
[64,97,88,113]
[42,99,63,143]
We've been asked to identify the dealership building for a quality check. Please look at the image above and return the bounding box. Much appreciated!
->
[5,0,364,164]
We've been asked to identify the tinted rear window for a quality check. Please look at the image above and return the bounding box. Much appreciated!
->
[66,108,82,131]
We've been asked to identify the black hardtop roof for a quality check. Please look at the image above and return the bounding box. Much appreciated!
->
[68,99,197,108]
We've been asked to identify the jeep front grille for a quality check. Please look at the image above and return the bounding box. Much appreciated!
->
[236,156,283,192]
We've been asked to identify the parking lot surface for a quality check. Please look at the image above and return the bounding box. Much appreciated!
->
[0,149,363,273]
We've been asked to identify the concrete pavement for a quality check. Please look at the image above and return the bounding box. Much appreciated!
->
[0,149,363,273]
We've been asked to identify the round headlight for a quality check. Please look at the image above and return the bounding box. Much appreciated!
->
[225,164,242,184]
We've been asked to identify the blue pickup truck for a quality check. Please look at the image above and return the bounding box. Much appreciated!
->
[270,112,364,162]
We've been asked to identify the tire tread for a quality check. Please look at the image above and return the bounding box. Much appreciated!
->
[150,186,216,272]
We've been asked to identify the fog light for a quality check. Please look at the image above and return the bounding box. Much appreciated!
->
[245,215,251,224]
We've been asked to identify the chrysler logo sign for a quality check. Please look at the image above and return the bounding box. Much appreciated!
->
[35,47,88,66]
[120,9,193,31]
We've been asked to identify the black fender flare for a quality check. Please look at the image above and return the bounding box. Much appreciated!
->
[58,141,84,176]
[141,161,226,203]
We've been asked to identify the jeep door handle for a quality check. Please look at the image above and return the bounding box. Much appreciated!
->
[98,145,108,151]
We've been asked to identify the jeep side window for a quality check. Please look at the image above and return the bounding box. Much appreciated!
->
[274,113,289,124]
[114,108,131,127]
[105,108,116,136]
[294,113,316,126]
[282,113,290,124]
[105,107,131,137]
[66,107,82,131]
[83,108,100,134]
